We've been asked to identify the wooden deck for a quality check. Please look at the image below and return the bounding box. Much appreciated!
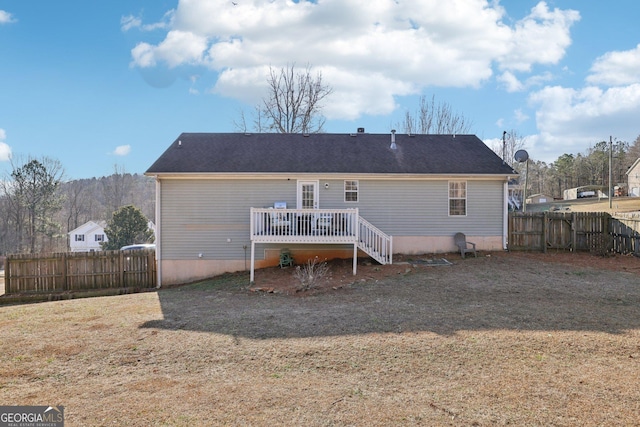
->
[249,208,392,282]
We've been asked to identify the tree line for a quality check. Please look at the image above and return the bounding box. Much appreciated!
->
[1,161,155,255]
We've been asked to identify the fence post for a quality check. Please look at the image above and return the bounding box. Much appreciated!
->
[604,213,611,252]
[61,252,68,291]
[147,251,155,287]
[119,251,125,287]
[571,213,577,252]
[542,212,548,253]
[5,256,10,294]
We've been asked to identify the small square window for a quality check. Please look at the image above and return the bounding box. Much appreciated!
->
[345,180,359,202]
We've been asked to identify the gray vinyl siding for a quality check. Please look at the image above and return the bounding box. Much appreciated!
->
[160,179,297,260]
[159,177,505,260]
[320,179,504,236]
[359,180,504,236]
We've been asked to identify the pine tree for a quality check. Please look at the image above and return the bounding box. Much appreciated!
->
[102,205,153,250]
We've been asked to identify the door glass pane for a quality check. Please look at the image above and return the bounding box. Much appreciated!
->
[302,184,315,209]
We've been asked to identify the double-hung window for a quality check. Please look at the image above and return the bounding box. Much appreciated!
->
[344,180,359,202]
[95,234,104,242]
[449,181,467,216]
[75,234,85,242]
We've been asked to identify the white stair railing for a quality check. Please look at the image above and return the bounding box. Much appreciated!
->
[357,216,392,265]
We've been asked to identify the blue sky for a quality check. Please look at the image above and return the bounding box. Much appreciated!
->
[1,0,639,179]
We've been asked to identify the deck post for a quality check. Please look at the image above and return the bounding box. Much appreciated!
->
[250,241,255,283]
[353,243,357,275]
[353,208,359,275]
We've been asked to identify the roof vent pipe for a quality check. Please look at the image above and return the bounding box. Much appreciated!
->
[390,129,397,150]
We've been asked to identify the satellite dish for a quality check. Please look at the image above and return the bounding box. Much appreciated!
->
[514,149,529,163]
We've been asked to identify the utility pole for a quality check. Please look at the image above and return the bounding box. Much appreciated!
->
[609,136,613,209]
[502,131,507,163]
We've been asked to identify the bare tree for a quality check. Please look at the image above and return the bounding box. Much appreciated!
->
[236,64,333,134]
[491,130,527,167]
[64,179,89,232]
[398,95,473,135]
[101,164,133,216]
[233,105,267,133]
[6,156,64,253]
[624,134,640,170]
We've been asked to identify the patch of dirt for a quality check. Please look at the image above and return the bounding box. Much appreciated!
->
[250,250,640,295]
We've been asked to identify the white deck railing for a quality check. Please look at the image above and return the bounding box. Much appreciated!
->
[357,216,393,265]
[250,208,359,243]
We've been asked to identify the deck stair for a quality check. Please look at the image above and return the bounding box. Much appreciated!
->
[357,217,392,265]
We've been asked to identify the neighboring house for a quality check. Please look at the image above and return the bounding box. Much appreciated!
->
[68,221,108,252]
[526,193,554,204]
[627,158,640,197]
[563,186,607,200]
[145,132,518,286]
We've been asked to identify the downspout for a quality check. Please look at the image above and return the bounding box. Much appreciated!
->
[155,177,162,288]
[503,180,508,250]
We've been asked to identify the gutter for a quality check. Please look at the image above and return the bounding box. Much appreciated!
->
[154,177,162,288]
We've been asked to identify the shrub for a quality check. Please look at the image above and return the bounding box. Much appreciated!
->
[293,257,329,291]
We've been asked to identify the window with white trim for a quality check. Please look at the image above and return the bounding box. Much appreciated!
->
[95,234,104,242]
[448,181,467,216]
[75,234,85,242]
[344,180,359,202]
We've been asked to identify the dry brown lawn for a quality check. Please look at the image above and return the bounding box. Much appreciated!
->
[527,195,640,214]
[1,251,640,426]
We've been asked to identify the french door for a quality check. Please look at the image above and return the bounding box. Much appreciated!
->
[297,180,319,209]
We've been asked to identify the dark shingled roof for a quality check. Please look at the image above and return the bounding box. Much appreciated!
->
[146,133,518,175]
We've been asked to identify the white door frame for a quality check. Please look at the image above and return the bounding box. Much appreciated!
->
[297,180,319,209]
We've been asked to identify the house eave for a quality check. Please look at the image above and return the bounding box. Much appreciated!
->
[626,158,640,176]
[145,172,518,181]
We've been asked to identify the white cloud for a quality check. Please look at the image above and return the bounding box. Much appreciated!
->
[113,145,131,156]
[587,43,640,86]
[0,142,10,161]
[498,71,554,93]
[0,10,16,24]
[498,2,580,72]
[521,40,640,163]
[528,83,640,162]
[514,109,529,124]
[121,15,142,32]
[121,11,174,32]
[131,30,208,68]
[129,0,579,119]
[498,71,524,92]
[0,129,11,161]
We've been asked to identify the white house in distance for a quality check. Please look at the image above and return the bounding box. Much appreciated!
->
[627,158,640,197]
[68,220,108,252]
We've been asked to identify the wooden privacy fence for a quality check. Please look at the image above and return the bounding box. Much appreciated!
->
[509,211,640,255]
[611,212,640,255]
[4,250,156,294]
